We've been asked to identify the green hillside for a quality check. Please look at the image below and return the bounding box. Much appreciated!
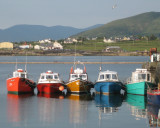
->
[73,12,160,38]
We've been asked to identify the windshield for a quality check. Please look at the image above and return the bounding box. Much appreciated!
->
[79,74,87,80]
[54,75,59,79]
[46,75,53,79]
[138,74,146,80]
[112,74,117,79]
[106,74,111,79]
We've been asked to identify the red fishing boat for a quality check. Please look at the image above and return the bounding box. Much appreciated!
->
[6,69,36,94]
[37,70,64,94]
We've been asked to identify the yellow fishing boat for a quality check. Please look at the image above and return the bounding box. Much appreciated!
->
[66,61,93,93]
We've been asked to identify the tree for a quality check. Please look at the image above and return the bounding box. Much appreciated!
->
[150,34,157,40]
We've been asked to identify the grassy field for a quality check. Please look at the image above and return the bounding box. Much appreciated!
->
[63,40,160,52]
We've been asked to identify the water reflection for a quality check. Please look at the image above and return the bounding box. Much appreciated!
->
[66,94,93,124]
[7,93,34,123]
[37,93,65,99]
[147,104,160,127]
[126,94,147,119]
[94,94,123,120]
[37,93,65,124]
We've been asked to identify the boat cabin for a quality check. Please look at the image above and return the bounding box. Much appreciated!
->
[128,69,151,84]
[69,68,88,81]
[38,70,61,82]
[97,70,119,82]
[13,69,27,78]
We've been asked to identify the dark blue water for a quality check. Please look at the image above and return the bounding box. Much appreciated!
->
[0,56,155,128]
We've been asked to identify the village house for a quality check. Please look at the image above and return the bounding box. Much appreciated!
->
[39,39,51,43]
[123,36,131,41]
[105,46,122,52]
[64,38,78,44]
[103,37,115,43]
[53,41,63,49]
[0,42,13,49]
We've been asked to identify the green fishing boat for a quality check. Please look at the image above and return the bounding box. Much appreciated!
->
[125,69,156,95]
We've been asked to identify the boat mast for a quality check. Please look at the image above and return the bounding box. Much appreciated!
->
[99,56,102,71]
[74,42,77,68]
[15,58,17,71]
[25,52,27,72]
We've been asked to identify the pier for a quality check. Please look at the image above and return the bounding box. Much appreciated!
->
[0,62,144,64]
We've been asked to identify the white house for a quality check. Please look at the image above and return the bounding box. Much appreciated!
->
[39,39,51,43]
[64,38,77,44]
[103,37,115,43]
[34,45,40,50]
[19,45,30,49]
[53,41,63,49]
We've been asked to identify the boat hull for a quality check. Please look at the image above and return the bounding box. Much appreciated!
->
[125,81,156,95]
[126,94,146,109]
[147,90,160,106]
[94,82,122,95]
[66,79,93,93]
[37,83,64,94]
[6,77,35,94]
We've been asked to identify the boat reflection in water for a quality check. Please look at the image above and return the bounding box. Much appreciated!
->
[37,93,65,124]
[147,103,160,127]
[66,93,93,124]
[37,93,64,99]
[126,94,147,120]
[94,94,123,119]
[7,93,34,124]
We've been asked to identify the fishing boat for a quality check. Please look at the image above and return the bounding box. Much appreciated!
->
[94,70,123,95]
[6,69,36,94]
[66,61,93,93]
[37,70,64,94]
[147,87,160,106]
[125,68,156,95]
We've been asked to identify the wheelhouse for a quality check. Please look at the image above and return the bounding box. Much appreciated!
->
[128,69,151,84]
[13,69,27,78]
[98,70,119,82]
[38,70,60,82]
[69,68,88,81]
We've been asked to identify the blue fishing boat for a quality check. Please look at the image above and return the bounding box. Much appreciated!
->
[94,94,123,107]
[94,70,123,95]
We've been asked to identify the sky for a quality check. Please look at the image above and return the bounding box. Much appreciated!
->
[0,0,160,29]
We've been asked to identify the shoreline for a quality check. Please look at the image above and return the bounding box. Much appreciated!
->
[0,49,149,56]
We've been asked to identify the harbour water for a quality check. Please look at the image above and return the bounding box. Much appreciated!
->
[0,56,156,128]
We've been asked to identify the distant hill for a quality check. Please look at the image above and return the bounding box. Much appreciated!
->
[73,12,160,38]
[0,24,103,42]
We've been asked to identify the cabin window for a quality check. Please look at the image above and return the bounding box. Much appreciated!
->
[100,75,104,80]
[46,75,53,79]
[106,74,110,79]
[72,75,78,79]
[21,74,25,78]
[54,75,58,79]
[80,75,87,80]
[41,75,44,79]
[138,74,146,80]
[14,73,19,77]
[112,74,117,80]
